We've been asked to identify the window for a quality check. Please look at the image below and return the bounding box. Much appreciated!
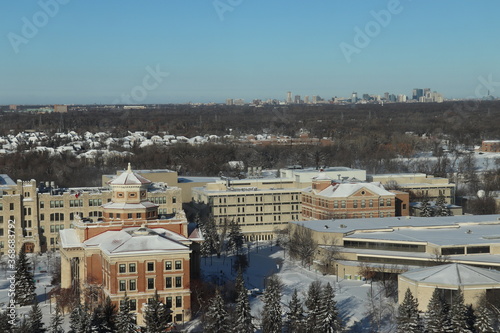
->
[175,314,183,322]
[10,203,14,210]
[128,213,132,219]
[172,196,177,203]
[119,264,126,273]
[353,200,358,208]
[361,200,366,208]
[109,213,114,218]
[40,214,44,221]
[129,263,136,273]
[50,213,64,222]
[369,200,373,208]
[0,203,2,211]
[119,280,126,291]
[147,262,155,272]
[379,199,384,207]
[39,202,44,209]
[137,213,142,219]
[165,277,172,288]
[387,199,391,206]
[176,296,182,308]
[165,261,172,270]
[341,201,346,208]
[175,276,182,288]
[175,260,182,270]
[334,201,338,208]
[130,299,137,311]
[129,279,136,291]
[147,278,155,289]
[166,297,172,308]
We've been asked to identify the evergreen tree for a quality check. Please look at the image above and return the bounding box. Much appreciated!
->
[261,275,283,333]
[28,301,46,333]
[420,197,434,217]
[100,297,116,332]
[317,283,342,333]
[14,249,36,306]
[48,306,65,333]
[304,281,322,333]
[115,294,138,333]
[68,304,90,333]
[233,269,255,333]
[426,288,450,333]
[436,193,451,216]
[143,290,169,333]
[0,310,13,332]
[204,289,230,333]
[397,288,421,333]
[474,304,495,333]
[200,215,220,257]
[449,289,473,333]
[226,219,244,255]
[285,289,305,333]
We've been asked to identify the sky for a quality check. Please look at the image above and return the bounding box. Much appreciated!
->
[1,0,500,104]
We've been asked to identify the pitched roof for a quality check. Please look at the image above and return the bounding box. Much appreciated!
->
[401,263,500,286]
[83,226,190,255]
[317,182,394,198]
[109,163,151,185]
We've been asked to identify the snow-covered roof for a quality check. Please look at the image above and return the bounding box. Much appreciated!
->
[83,227,190,255]
[59,229,82,248]
[315,182,394,198]
[101,202,158,209]
[109,163,151,185]
[401,263,500,287]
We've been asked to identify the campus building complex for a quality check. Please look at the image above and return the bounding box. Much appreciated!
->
[59,165,200,326]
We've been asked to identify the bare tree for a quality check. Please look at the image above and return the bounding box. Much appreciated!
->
[319,236,344,275]
[430,248,450,265]
[288,224,318,267]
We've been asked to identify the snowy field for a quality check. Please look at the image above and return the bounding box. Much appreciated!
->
[0,244,380,332]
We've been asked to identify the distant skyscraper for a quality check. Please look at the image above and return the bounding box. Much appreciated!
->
[294,95,301,104]
[234,99,245,106]
[384,92,389,100]
[54,105,68,113]
[312,95,318,104]
[226,98,234,106]
[287,91,292,104]
[304,96,309,104]
[351,92,358,103]
[412,88,424,100]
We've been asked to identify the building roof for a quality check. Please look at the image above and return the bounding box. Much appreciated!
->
[101,202,158,210]
[312,182,394,198]
[0,174,16,186]
[401,263,500,287]
[109,163,151,185]
[83,226,190,255]
[59,229,82,248]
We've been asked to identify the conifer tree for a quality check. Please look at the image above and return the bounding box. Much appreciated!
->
[68,304,90,333]
[397,288,421,333]
[115,294,138,333]
[48,306,65,333]
[261,275,283,333]
[100,297,116,332]
[426,288,450,333]
[449,289,473,333]
[436,193,451,216]
[227,220,244,255]
[317,283,342,333]
[474,304,495,333]
[285,289,305,333]
[420,197,434,217]
[305,280,322,332]
[14,249,36,306]
[0,311,13,333]
[28,301,46,333]
[201,215,220,257]
[204,289,230,333]
[233,269,255,333]
[143,290,169,333]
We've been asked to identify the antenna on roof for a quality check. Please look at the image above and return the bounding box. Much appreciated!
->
[127,163,132,173]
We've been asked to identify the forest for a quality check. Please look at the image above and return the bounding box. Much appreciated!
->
[0,101,499,192]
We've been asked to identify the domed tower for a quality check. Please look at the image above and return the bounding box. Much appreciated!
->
[101,163,158,222]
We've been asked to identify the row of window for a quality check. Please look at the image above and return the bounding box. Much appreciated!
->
[118,276,182,291]
[44,198,103,209]
[119,296,183,311]
[118,260,182,273]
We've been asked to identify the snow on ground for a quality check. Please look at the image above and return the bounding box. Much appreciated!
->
[195,241,375,332]
[0,252,69,329]
[1,244,378,332]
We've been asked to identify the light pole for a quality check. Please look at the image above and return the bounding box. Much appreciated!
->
[336,264,339,282]
[44,286,47,304]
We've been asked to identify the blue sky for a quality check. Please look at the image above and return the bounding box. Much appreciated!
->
[1,0,500,104]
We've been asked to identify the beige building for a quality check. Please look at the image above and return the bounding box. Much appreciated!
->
[480,140,500,152]
[280,166,367,187]
[192,181,302,240]
[0,171,183,254]
[290,214,500,280]
[59,165,199,326]
[368,173,456,204]
[398,263,500,311]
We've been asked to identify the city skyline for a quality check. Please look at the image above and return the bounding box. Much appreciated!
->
[1,1,500,104]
